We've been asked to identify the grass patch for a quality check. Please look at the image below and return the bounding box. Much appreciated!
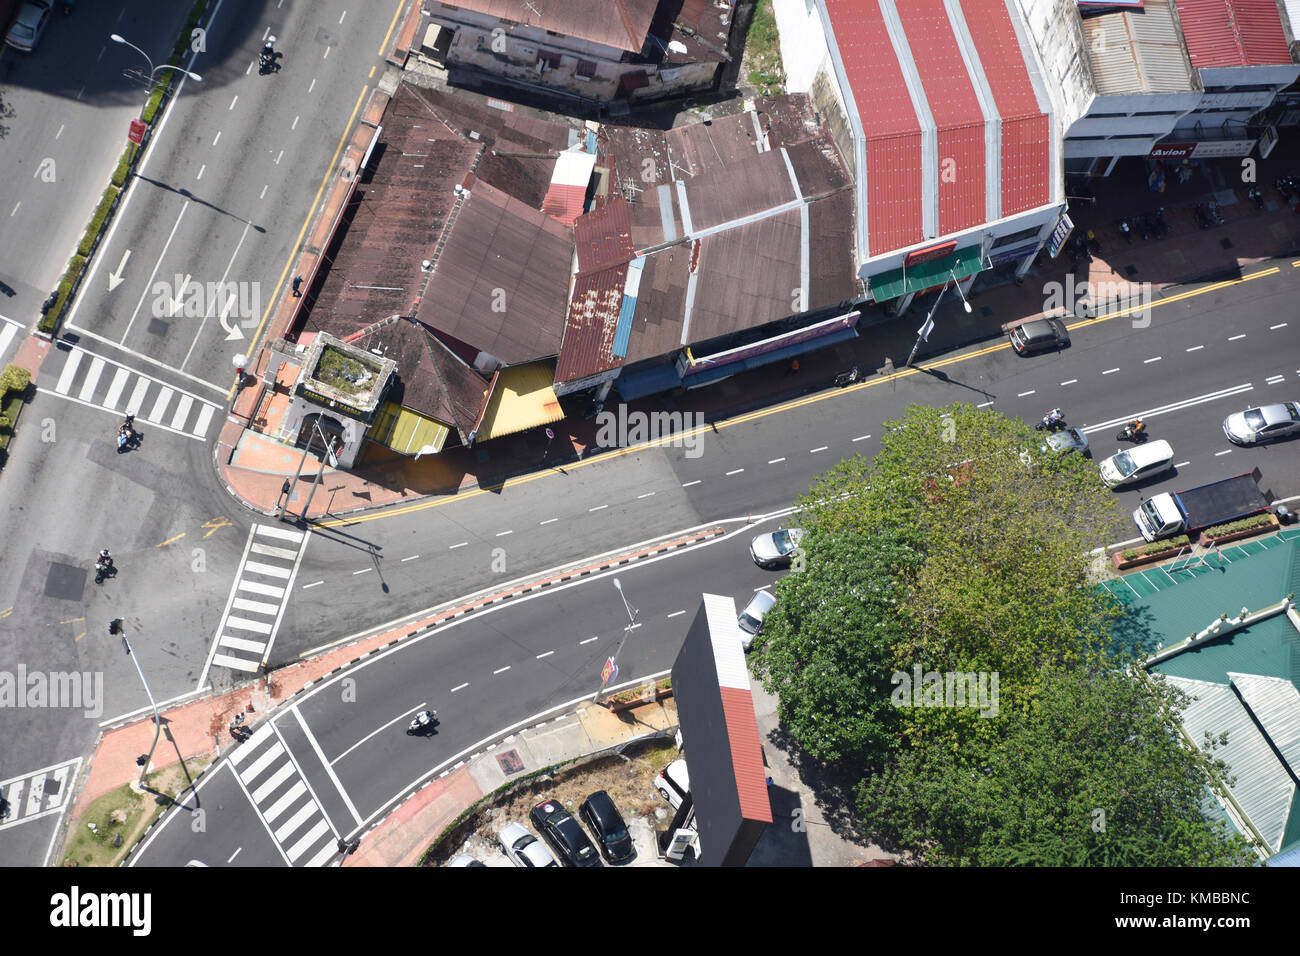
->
[78,186,120,258]
[111,144,139,188]
[743,0,784,95]
[59,756,213,867]
[314,346,380,395]
[37,254,87,336]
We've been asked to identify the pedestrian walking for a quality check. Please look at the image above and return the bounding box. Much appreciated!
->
[786,358,800,376]
[292,274,303,297]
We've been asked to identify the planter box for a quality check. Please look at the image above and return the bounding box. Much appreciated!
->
[1199,514,1279,546]
[1112,545,1183,571]
[605,686,674,713]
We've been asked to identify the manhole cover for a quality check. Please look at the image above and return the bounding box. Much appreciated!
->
[44,562,87,601]
[147,317,170,336]
[496,750,524,775]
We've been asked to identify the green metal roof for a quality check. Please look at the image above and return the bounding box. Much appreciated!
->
[867,244,983,304]
[1152,617,1300,685]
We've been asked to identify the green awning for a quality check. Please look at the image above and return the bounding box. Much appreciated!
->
[867,245,983,304]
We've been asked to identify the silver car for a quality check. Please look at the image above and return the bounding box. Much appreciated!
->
[497,822,558,868]
[1040,426,1089,456]
[1222,402,1300,445]
[4,1,51,52]
[750,527,804,568]
[737,589,776,650]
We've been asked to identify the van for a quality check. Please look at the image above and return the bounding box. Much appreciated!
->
[1008,316,1070,355]
[1098,439,1174,489]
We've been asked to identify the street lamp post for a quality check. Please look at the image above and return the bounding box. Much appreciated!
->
[109,33,203,93]
[596,577,639,703]
[120,628,162,789]
[906,269,972,366]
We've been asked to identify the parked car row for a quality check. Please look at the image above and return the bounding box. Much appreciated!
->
[486,790,635,867]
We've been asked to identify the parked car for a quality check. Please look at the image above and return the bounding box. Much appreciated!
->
[736,589,776,649]
[1098,439,1175,489]
[579,790,635,864]
[447,854,486,867]
[5,1,51,52]
[529,799,600,867]
[1007,316,1069,355]
[750,527,804,569]
[653,758,691,810]
[1222,401,1300,445]
[497,821,558,868]
[1040,426,1089,456]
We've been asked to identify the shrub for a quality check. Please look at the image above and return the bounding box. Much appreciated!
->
[2,365,31,394]
[1122,548,1141,561]
[111,144,138,188]
[38,255,87,335]
[1203,514,1272,539]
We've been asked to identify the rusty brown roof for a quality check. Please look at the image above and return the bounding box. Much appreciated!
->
[416,178,574,365]
[438,0,659,53]
[623,246,690,363]
[680,149,798,233]
[555,263,629,385]
[574,198,634,275]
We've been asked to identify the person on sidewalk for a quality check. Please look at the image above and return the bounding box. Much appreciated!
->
[292,274,303,297]
[785,358,800,376]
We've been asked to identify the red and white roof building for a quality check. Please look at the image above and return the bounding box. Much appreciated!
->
[811,0,1062,306]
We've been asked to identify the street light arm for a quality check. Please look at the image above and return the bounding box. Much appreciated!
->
[110,33,154,75]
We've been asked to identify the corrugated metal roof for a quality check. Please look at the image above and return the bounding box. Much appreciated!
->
[541,151,596,225]
[1230,673,1300,779]
[1164,676,1296,852]
[372,402,451,456]
[574,199,633,275]
[555,264,627,385]
[435,0,658,54]
[1083,0,1199,94]
[1175,0,1294,68]
[897,1,987,236]
[475,361,563,440]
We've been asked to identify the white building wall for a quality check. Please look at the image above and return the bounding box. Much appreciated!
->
[772,0,831,93]
[1014,0,1095,134]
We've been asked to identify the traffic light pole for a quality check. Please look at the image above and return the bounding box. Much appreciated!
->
[121,630,162,788]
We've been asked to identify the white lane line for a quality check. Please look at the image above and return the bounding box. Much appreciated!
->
[1102,368,1119,375]
[637,492,655,499]
[450,683,468,693]
[291,115,299,131]
[308,77,316,93]
[809,446,828,454]
[1265,375,1284,384]
[1214,449,1232,456]
[852,434,871,442]
[229,95,238,110]
[401,555,419,562]
[725,469,744,475]
[352,568,371,576]
[9,202,18,217]
[1060,379,1078,386]
[495,530,513,537]
[339,10,347,23]
[589,505,608,512]
[1228,334,1246,341]
[1186,345,1204,352]
[259,184,268,199]
[682,480,701,488]
[449,542,468,549]
[212,131,221,146]
[1269,323,1288,330]
[536,651,554,659]
[977,400,995,408]
[274,150,283,164]
[539,518,558,525]
[1175,461,1191,468]
[196,164,205,180]
[579,636,598,645]
[1017,390,1035,397]
[493,666,510,675]
[1143,357,1161,364]
[666,610,686,618]
[301,581,323,589]
[768,457,786,464]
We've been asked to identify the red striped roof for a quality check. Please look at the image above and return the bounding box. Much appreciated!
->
[961,0,1049,216]
[719,687,773,823]
[1174,0,1292,68]
[897,0,987,236]
[541,183,588,227]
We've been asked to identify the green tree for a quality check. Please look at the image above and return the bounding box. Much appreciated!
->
[855,666,1257,866]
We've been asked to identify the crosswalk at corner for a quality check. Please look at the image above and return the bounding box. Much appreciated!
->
[228,723,340,867]
[0,758,82,831]
[0,317,22,364]
[41,344,221,440]
[208,524,310,675]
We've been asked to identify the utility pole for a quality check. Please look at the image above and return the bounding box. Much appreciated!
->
[120,626,162,789]
[596,577,638,703]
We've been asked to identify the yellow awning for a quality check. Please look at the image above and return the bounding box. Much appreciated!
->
[476,363,564,441]
[372,401,450,456]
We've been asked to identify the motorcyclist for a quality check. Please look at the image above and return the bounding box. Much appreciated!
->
[97,549,113,569]
[1045,408,1065,427]
[1121,418,1145,438]
[416,708,437,726]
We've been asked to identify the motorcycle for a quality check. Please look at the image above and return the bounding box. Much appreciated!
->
[1115,423,1148,443]
[1192,203,1213,229]
[1034,409,1066,432]
[1151,206,1170,238]
[94,560,116,585]
[1134,214,1151,240]
[116,428,140,453]
[1248,186,1265,211]
[1117,218,1133,243]
[406,710,439,735]
[1275,177,1294,203]
[1206,200,1225,225]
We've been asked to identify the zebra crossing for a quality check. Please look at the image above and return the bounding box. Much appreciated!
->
[207,524,310,675]
[43,345,221,440]
[228,723,339,866]
[0,317,22,364]
[0,758,81,831]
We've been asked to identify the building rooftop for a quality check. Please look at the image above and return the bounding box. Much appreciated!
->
[1174,0,1295,69]
[434,0,660,53]
[1082,0,1200,95]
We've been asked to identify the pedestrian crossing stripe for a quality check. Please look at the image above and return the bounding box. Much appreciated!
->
[228,725,338,866]
[208,524,309,674]
[41,345,220,440]
[0,757,82,832]
[0,319,22,360]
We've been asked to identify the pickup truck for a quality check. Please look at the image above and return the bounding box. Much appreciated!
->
[1132,472,1270,542]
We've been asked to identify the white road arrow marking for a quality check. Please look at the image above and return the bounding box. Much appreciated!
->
[218,290,245,341]
[107,250,131,291]
[169,273,192,317]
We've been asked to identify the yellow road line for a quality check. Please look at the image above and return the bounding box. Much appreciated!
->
[226,85,370,400]
[319,245,1289,527]
[158,533,186,547]
[378,0,406,57]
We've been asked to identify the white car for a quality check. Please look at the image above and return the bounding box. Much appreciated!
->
[1222,402,1300,445]
[750,528,804,569]
[653,758,691,810]
[4,1,51,52]
[736,589,776,650]
[1098,440,1174,490]
[497,822,558,867]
